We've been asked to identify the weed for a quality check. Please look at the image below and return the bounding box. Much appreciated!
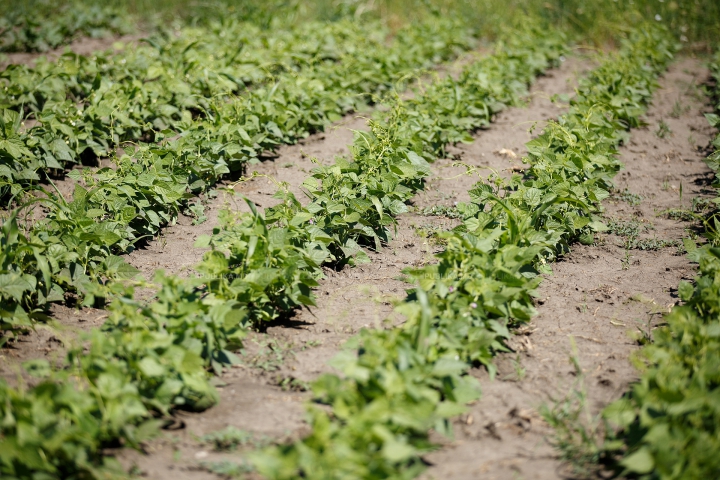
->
[199,426,272,451]
[417,204,462,218]
[669,99,689,118]
[655,119,672,138]
[277,376,310,392]
[577,294,588,314]
[512,354,526,381]
[301,339,323,350]
[621,249,631,270]
[663,208,697,221]
[413,223,448,246]
[614,189,643,206]
[606,218,676,250]
[242,339,295,373]
[200,460,254,477]
[606,218,647,238]
[187,202,208,225]
[541,339,605,478]
[630,316,655,345]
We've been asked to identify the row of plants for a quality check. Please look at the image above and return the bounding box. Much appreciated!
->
[0,0,134,53]
[0,16,476,331]
[0,24,568,479]
[251,25,678,478]
[595,49,720,479]
[0,17,427,200]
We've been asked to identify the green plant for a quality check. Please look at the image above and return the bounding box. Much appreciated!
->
[0,0,134,53]
[198,426,265,451]
[200,460,255,478]
[0,18,555,478]
[669,99,689,118]
[615,189,644,206]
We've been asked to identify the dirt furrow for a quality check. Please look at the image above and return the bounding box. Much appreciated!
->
[419,56,716,480]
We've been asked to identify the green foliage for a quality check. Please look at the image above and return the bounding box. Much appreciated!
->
[615,188,644,206]
[0,0,133,53]
[416,205,462,218]
[0,18,409,199]
[199,426,254,451]
[0,16,476,331]
[0,10,685,480]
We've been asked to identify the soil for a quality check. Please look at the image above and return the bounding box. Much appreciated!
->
[1,48,716,479]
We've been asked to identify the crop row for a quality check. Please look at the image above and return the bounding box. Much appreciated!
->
[0,16,476,331]
[597,49,720,479]
[0,0,134,53]
[2,17,468,200]
[0,24,567,479]
[251,25,677,479]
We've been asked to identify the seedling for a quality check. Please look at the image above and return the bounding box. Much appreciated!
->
[614,189,643,206]
[200,460,254,477]
[669,99,689,118]
[655,119,672,138]
[541,339,605,478]
[198,426,272,451]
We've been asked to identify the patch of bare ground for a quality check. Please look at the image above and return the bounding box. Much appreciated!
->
[115,55,590,479]
[418,57,716,480]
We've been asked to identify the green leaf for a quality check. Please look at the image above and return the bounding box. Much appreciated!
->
[620,447,654,474]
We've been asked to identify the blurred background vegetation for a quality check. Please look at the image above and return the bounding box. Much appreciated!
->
[1,0,719,50]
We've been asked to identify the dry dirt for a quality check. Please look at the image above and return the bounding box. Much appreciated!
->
[1,50,716,479]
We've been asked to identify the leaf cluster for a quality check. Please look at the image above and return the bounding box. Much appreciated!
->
[0,0,133,53]
[0,15,480,478]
